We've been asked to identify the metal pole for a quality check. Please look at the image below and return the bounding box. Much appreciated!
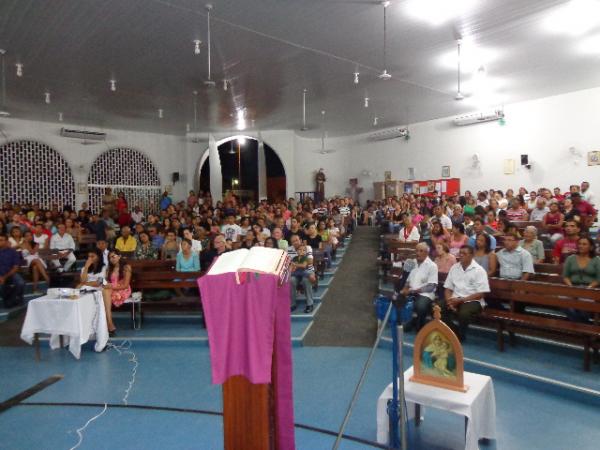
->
[398,324,407,450]
[388,312,400,449]
[332,302,394,450]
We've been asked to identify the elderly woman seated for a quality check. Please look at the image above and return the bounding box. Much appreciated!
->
[519,226,545,264]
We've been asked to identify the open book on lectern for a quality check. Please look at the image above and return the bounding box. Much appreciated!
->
[207,247,291,285]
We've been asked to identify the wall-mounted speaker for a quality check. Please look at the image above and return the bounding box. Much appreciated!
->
[520,154,529,166]
[172,172,180,183]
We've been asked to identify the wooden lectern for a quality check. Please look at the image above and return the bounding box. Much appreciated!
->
[198,248,295,450]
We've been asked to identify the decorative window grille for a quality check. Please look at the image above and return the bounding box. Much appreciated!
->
[87,147,161,214]
[0,140,75,209]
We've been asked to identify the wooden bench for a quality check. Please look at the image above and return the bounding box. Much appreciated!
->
[531,263,563,283]
[483,278,600,370]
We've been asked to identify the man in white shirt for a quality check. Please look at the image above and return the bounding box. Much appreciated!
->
[443,245,490,341]
[581,181,595,206]
[50,223,76,272]
[433,206,452,230]
[529,198,549,222]
[131,206,145,224]
[181,228,202,254]
[220,215,242,242]
[397,243,438,331]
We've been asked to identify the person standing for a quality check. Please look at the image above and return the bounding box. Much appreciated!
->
[443,245,490,341]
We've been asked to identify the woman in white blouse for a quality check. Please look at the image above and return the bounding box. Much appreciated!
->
[398,214,420,243]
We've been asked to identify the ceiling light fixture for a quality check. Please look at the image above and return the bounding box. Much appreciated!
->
[44,92,51,104]
[109,79,116,92]
[543,0,600,36]
[193,39,202,55]
[364,96,369,108]
[379,1,392,80]
[354,71,359,84]
[236,108,246,130]
[373,117,378,126]
[455,39,464,100]
[223,80,228,91]
[58,112,63,122]
[0,49,9,116]
[237,136,246,145]
[301,89,308,131]
[405,0,478,26]
[204,4,216,88]
[440,40,498,72]
[158,108,164,119]
[15,63,23,77]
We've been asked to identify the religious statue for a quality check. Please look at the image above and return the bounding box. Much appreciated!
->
[346,178,363,203]
[315,168,326,202]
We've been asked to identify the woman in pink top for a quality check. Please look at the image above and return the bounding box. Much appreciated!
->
[434,243,456,273]
[410,206,424,227]
[448,223,468,257]
[102,249,132,335]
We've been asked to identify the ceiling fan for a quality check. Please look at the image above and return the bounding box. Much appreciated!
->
[314,111,336,154]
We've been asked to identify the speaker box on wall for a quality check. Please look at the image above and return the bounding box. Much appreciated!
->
[520,154,529,165]
[172,172,180,183]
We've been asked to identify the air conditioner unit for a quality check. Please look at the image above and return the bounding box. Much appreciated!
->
[368,126,409,141]
[60,127,106,141]
[453,110,504,126]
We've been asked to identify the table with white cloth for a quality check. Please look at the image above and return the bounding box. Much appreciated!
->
[376,366,496,450]
[20,291,109,359]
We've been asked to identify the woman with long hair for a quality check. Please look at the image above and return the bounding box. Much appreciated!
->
[102,249,132,335]
[78,248,106,288]
[563,237,600,322]
[21,231,50,293]
[474,233,497,277]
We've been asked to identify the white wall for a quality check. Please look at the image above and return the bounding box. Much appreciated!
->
[1,117,189,207]
[4,85,600,206]
[293,86,600,203]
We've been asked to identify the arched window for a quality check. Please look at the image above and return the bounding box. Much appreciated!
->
[0,140,75,209]
[87,147,161,213]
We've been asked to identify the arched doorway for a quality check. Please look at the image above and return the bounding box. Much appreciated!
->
[88,147,161,213]
[198,137,286,203]
[0,140,75,209]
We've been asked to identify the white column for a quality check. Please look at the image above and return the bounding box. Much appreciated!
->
[208,134,223,202]
[257,137,268,201]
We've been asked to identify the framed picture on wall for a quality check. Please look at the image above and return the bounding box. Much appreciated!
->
[588,151,600,166]
[408,167,415,180]
[503,159,515,174]
[441,166,450,178]
[384,170,392,181]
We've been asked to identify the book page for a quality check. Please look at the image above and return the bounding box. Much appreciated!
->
[207,249,249,275]
[238,247,284,274]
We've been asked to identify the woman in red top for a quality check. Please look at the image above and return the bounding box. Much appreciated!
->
[115,191,128,215]
[543,201,564,243]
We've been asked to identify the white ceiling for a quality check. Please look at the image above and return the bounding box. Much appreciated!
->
[1,0,599,137]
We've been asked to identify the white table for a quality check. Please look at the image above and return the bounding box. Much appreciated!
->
[377,366,496,450]
[21,291,109,359]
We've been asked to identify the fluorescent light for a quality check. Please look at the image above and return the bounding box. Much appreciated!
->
[439,41,498,72]
[405,0,478,26]
[579,33,600,53]
[237,136,246,145]
[543,0,600,36]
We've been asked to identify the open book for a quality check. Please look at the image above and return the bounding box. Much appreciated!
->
[207,247,291,284]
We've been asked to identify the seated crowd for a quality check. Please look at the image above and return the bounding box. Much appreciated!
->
[0,190,358,331]
[377,181,599,341]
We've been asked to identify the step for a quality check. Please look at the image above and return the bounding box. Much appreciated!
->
[0,291,47,322]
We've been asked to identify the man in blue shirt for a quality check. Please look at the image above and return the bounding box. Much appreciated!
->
[467,217,497,250]
[0,233,25,308]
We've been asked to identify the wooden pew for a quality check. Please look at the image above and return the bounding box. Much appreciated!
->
[483,278,600,370]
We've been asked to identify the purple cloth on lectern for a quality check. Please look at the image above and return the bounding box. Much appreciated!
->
[198,272,295,449]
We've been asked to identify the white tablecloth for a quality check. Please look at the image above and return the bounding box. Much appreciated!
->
[21,291,108,359]
[377,366,496,450]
